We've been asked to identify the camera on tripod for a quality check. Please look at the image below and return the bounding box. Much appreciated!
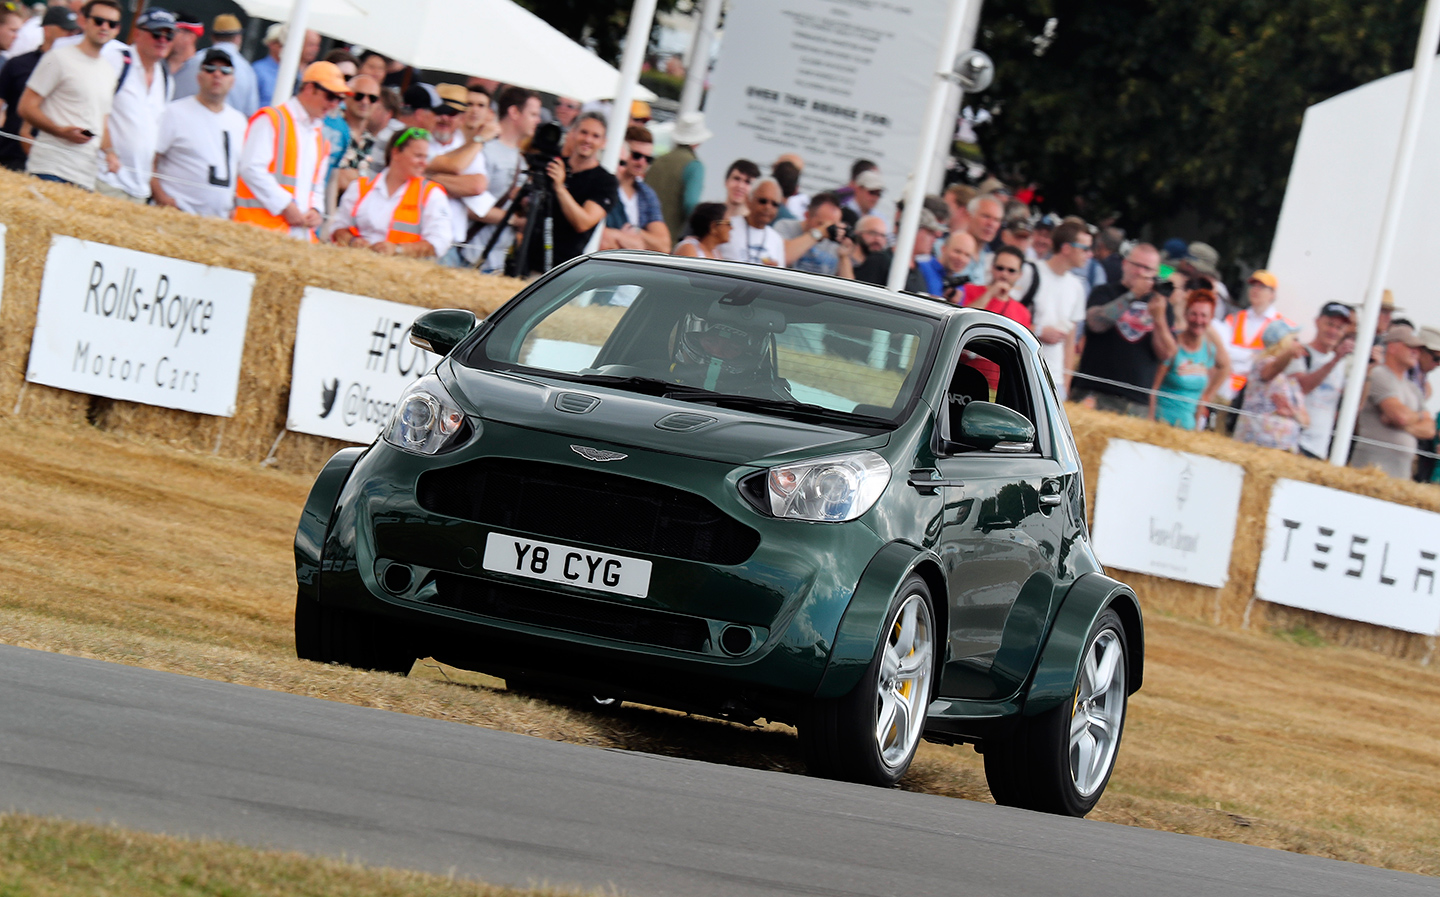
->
[478,121,569,279]
[525,121,564,172]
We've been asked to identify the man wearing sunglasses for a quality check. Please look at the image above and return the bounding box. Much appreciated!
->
[172,14,257,117]
[599,125,669,253]
[719,177,785,266]
[958,246,1034,329]
[18,0,121,188]
[235,61,349,239]
[152,49,246,217]
[95,7,174,202]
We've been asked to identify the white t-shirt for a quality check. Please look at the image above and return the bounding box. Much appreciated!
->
[619,182,640,227]
[24,44,116,187]
[96,44,169,198]
[719,215,784,265]
[154,96,248,218]
[1030,262,1088,387]
[1286,347,1352,458]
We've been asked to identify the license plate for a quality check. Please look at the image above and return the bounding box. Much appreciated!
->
[482,532,652,599]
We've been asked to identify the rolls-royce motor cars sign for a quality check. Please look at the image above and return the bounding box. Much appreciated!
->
[286,288,438,443]
[1090,439,1245,588]
[26,236,254,417]
[1256,479,1440,635]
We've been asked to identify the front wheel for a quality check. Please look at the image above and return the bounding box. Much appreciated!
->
[984,608,1129,816]
[799,576,936,787]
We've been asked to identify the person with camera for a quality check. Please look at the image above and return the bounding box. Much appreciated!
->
[528,110,617,270]
[1072,243,1177,417]
[774,192,854,278]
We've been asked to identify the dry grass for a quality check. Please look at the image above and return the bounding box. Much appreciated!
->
[1,416,1439,877]
[0,813,596,896]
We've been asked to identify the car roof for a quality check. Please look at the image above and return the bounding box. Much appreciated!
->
[582,250,963,320]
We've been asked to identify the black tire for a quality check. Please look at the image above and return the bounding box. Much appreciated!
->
[293,591,416,675]
[984,608,1129,816]
[799,575,936,787]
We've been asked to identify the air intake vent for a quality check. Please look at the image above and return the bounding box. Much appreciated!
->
[654,412,717,432]
[554,392,601,414]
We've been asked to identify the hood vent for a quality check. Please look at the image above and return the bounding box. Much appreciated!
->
[654,412,717,432]
[554,392,601,414]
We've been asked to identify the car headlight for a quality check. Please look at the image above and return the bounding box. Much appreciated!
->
[764,451,891,522]
[382,374,469,454]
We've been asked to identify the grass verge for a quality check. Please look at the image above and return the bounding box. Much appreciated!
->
[0,813,592,897]
[1,417,1439,876]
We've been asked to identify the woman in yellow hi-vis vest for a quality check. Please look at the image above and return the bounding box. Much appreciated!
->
[326,127,451,259]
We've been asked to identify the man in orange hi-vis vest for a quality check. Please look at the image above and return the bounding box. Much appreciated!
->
[1219,270,1292,399]
[234,61,347,240]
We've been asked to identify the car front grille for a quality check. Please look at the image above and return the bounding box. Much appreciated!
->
[432,572,711,653]
[416,457,760,565]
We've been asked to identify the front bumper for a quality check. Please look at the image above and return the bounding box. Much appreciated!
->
[313,422,886,702]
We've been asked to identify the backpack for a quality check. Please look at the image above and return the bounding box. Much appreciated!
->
[1017,260,1041,311]
[115,48,172,100]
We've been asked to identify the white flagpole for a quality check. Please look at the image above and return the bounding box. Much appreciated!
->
[1329,0,1440,465]
[271,0,312,106]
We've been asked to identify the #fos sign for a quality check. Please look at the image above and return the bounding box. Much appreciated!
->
[1090,439,1244,588]
[1256,479,1440,635]
[287,288,439,443]
[26,235,253,416]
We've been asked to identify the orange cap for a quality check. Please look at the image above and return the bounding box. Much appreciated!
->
[301,61,351,95]
[1248,269,1277,289]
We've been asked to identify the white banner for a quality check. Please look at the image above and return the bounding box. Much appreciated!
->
[1256,479,1440,635]
[1091,439,1245,588]
[287,288,438,443]
[26,235,253,417]
[700,0,949,210]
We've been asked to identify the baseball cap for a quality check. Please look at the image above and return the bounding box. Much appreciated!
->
[1419,326,1440,353]
[917,208,943,234]
[1003,215,1034,236]
[1318,302,1353,320]
[1248,269,1278,289]
[134,8,177,32]
[1260,318,1300,349]
[435,83,467,115]
[211,13,243,35]
[1383,323,1425,347]
[41,6,79,30]
[855,170,885,192]
[630,99,651,120]
[403,83,442,112]
[301,61,351,95]
[1161,238,1188,264]
[200,48,230,67]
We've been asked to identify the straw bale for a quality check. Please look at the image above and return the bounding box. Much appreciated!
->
[0,167,524,469]
[1066,404,1440,659]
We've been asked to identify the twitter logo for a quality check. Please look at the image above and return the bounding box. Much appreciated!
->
[319,378,339,418]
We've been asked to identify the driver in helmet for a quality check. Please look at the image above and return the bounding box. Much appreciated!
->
[669,300,792,400]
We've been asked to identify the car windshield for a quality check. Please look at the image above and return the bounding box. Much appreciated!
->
[465,260,941,426]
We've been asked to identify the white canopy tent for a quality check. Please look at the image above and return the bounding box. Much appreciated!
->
[234,0,656,104]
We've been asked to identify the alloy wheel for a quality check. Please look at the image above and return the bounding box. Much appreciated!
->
[875,592,933,769]
[1069,627,1126,797]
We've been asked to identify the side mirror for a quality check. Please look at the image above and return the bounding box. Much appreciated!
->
[409,309,478,357]
[952,401,1036,453]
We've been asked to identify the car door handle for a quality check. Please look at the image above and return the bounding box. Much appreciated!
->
[908,469,963,494]
[1039,478,1063,508]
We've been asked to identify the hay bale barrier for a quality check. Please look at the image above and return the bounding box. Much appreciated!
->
[0,168,524,473]
[0,170,1435,657]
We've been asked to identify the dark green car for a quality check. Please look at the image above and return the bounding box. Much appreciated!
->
[295,252,1143,816]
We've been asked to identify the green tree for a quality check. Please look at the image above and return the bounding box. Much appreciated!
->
[517,0,680,67]
[973,0,1424,265]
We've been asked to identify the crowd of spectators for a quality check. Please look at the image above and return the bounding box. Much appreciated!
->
[2,1,1437,484]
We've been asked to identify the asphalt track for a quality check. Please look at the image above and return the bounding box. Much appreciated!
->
[0,644,1432,897]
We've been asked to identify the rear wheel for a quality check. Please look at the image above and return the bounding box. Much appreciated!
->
[984,608,1128,816]
[293,591,415,675]
[800,576,935,787]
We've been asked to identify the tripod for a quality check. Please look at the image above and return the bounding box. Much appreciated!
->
[475,164,556,278]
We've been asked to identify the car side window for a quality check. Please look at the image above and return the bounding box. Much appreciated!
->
[946,336,1041,452]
